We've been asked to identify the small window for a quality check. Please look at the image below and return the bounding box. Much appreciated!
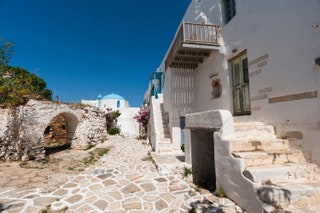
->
[224,0,236,24]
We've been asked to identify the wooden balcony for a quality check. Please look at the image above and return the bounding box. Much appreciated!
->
[165,22,220,70]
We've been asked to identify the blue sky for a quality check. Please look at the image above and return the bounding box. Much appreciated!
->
[0,0,190,106]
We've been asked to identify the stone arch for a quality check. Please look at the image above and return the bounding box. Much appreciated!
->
[43,112,79,155]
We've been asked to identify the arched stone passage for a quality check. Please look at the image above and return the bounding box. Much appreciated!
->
[61,112,79,144]
[0,99,107,161]
[43,112,79,155]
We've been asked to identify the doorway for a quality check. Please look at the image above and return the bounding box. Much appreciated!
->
[180,116,186,146]
[44,114,69,155]
[231,52,251,116]
[191,129,216,191]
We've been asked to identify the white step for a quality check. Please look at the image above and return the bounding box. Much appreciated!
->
[231,139,290,152]
[159,138,171,144]
[233,122,276,141]
[158,144,183,155]
[258,181,320,209]
[243,163,320,183]
[233,149,306,167]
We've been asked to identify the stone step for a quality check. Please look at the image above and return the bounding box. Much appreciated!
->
[258,181,320,209]
[160,131,170,138]
[233,149,306,167]
[243,163,320,183]
[158,148,184,155]
[162,134,170,139]
[160,127,169,131]
[231,139,290,152]
[233,122,277,141]
[285,203,320,213]
[159,138,171,144]
[158,144,183,155]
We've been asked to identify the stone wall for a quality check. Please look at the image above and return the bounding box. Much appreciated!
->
[0,99,108,161]
[44,114,67,147]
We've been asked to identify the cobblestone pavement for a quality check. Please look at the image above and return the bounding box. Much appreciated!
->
[0,136,244,213]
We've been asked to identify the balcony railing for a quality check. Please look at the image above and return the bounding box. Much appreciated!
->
[182,22,220,45]
[165,22,220,70]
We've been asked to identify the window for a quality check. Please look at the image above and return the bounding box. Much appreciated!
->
[224,0,236,24]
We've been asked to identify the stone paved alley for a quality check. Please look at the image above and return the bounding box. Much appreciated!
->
[0,136,244,213]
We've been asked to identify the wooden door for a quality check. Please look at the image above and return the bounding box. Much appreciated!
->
[231,54,251,116]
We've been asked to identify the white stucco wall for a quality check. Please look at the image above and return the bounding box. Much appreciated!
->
[219,0,320,165]
[163,67,194,145]
[81,97,139,137]
[160,0,320,164]
[100,99,128,110]
[81,99,128,110]
[117,107,140,137]
[81,100,98,107]
[163,68,173,135]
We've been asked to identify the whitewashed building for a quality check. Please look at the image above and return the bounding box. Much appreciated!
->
[147,0,320,212]
[82,93,140,137]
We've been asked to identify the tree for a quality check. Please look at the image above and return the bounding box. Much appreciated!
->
[0,37,14,67]
[0,66,52,107]
[0,37,52,107]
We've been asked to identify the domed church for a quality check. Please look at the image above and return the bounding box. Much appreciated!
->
[81,93,140,137]
[82,93,129,110]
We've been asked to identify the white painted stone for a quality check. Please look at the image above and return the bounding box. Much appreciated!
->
[0,99,108,161]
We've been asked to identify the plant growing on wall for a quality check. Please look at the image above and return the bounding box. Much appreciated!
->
[105,108,121,135]
[134,108,150,139]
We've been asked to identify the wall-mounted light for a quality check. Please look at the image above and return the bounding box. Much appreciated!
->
[315,57,320,66]
[312,24,319,29]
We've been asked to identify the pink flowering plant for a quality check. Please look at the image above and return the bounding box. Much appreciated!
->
[134,108,150,139]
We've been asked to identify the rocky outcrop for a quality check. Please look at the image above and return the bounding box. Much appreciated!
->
[0,99,108,161]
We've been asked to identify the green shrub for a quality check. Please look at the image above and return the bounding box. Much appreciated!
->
[0,66,52,107]
[214,188,227,198]
[182,166,192,178]
[181,144,185,152]
[97,148,109,156]
[107,127,120,135]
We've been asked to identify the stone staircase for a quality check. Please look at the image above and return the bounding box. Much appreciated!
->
[231,122,320,212]
[150,95,182,154]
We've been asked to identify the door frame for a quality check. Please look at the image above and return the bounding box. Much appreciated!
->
[229,50,251,116]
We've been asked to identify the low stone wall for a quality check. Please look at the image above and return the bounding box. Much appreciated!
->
[185,110,264,213]
[0,99,108,161]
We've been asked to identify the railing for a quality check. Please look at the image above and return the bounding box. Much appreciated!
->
[165,22,220,70]
[182,22,220,45]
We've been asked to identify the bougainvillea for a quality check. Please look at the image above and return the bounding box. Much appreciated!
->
[134,108,150,139]
[134,108,150,129]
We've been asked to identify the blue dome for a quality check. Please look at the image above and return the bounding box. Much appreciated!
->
[102,93,125,100]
